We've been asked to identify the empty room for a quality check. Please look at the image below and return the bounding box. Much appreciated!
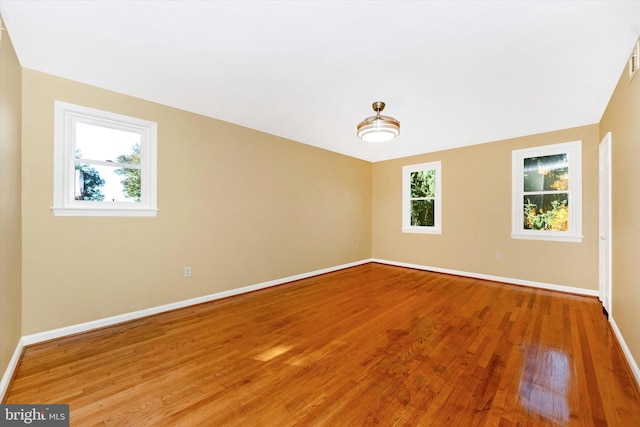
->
[1,1,639,425]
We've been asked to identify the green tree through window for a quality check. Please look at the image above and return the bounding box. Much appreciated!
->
[74,149,105,201]
[522,154,568,231]
[75,164,106,201]
[410,170,436,226]
[511,140,581,242]
[403,160,441,233]
[53,101,158,216]
[115,143,141,202]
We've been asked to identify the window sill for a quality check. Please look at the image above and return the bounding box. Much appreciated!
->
[402,227,442,235]
[52,207,158,217]
[511,232,582,243]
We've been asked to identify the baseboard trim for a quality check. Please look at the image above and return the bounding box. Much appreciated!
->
[371,258,600,297]
[21,259,371,347]
[609,316,640,388]
[15,257,601,348]
[0,337,25,403]
[1,259,368,402]
[4,257,633,402]
[372,258,640,390]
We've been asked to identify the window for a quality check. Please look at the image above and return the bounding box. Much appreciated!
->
[402,161,442,234]
[512,141,581,242]
[53,101,158,217]
[629,37,639,81]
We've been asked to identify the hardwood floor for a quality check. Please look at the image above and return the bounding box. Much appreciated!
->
[4,263,640,426]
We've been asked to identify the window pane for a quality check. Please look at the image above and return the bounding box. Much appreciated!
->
[411,199,435,227]
[410,170,435,198]
[523,154,568,192]
[523,194,568,231]
[75,163,140,203]
[75,122,141,165]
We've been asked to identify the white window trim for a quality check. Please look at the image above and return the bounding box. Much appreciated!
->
[402,161,442,234]
[53,101,158,217]
[511,141,582,242]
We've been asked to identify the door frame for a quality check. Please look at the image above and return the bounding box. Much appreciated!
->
[599,132,612,316]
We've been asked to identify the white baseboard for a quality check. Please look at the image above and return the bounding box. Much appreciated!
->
[12,258,601,349]
[609,316,640,388]
[21,259,371,347]
[0,337,25,402]
[3,257,635,402]
[371,258,600,297]
[0,259,370,402]
[373,258,639,390]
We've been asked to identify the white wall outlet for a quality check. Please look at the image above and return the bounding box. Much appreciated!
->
[184,266,192,278]
[495,252,502,260]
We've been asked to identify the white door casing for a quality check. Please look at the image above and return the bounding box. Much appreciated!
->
[599,132,612,315]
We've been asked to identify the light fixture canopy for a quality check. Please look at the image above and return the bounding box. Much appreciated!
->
[357,101,400,142]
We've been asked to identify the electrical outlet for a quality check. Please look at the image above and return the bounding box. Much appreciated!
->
[184,266,192,278]
[495,252,502,260]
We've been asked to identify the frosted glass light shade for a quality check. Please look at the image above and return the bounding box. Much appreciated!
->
[357,102,400,142]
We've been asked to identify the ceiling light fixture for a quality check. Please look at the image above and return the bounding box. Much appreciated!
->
[357,101,400,142]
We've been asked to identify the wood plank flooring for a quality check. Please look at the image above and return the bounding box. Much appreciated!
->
[4,263,640,426]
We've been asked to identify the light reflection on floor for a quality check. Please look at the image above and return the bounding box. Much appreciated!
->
[253,344,294,362]
[519,345,571,425]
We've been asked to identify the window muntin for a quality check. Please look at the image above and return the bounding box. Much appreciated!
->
[53,101,157,216]
[512,141,581,242]
[402,161,442,234]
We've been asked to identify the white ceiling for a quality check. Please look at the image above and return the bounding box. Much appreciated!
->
[1,1,639,162]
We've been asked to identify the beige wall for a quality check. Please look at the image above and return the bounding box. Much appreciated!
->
[7,26,639,386]
[600,43,640,370]
[372,124,600,291]
[20,69,372,335]
[0,25,22,374]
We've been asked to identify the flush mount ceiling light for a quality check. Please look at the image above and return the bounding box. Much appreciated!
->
[357,101,400,142]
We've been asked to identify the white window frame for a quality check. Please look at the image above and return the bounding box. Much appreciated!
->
[402,161,442,234]
[53,101,158,217]
[511,141,582,242]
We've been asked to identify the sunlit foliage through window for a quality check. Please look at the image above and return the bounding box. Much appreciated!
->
[410,170,436,227]
[522,154,569,231]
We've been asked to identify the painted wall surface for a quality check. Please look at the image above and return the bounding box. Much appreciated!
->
[372,124,600,291]
[20,69,372,335]
[599,44,640,370]
[0,26,22,374]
